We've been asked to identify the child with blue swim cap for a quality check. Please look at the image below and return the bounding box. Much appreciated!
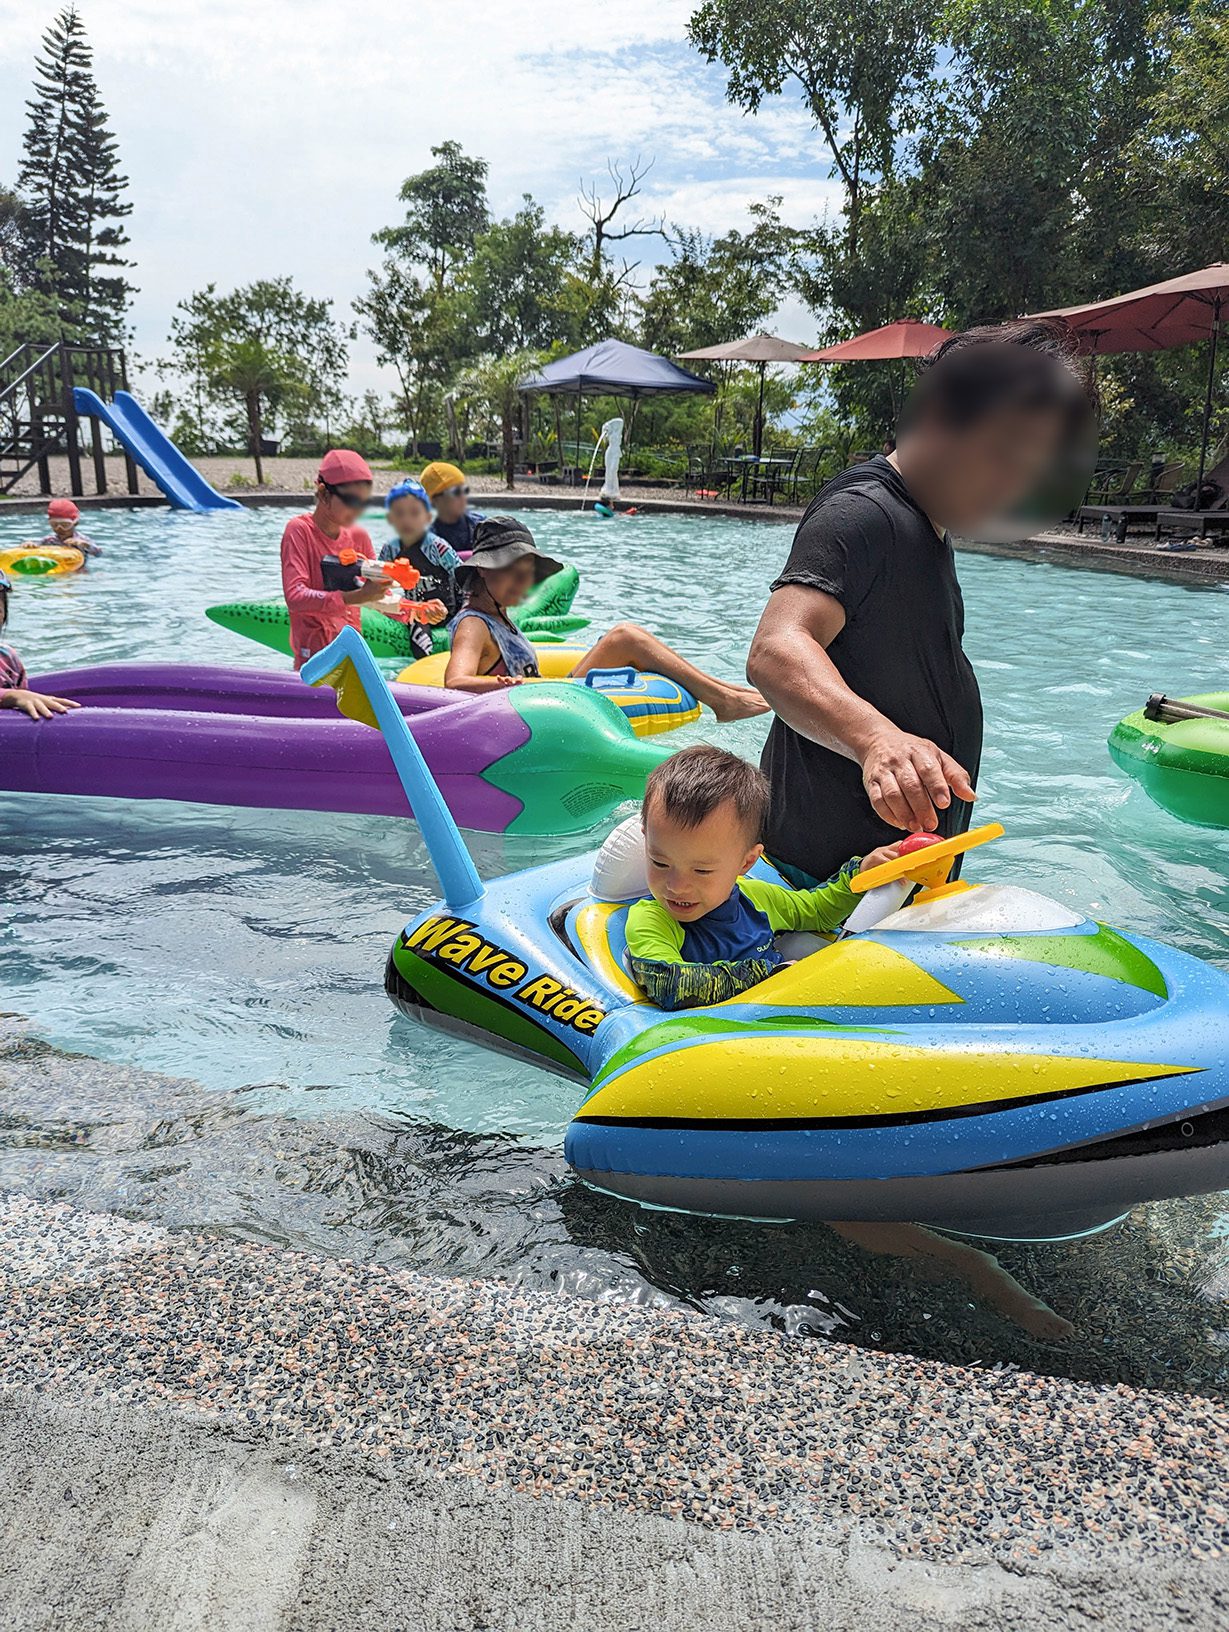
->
[381,477,457,659]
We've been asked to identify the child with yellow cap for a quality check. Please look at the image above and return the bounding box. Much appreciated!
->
[420,461,485,553]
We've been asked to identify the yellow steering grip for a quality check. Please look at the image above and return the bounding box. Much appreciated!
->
[850,822,1005,895]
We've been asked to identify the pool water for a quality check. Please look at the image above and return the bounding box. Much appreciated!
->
[1,501,1227,1389]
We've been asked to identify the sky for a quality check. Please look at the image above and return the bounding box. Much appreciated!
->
[0,0,843,398]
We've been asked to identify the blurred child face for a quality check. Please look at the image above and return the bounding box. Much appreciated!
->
[643,794,762,923]
[479,558,535,606]
[387,494,432,544]
[433,485,468,524]
[49,517,77,541]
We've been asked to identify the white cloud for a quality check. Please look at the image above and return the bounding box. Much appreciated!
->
[0,0,838,393]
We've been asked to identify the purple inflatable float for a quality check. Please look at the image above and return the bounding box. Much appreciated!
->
[0,663,667,835]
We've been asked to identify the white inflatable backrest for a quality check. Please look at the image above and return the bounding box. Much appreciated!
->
[590,814,649,901]
[874,883,1085,935]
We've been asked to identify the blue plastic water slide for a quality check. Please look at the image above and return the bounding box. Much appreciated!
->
[72,387,243,512]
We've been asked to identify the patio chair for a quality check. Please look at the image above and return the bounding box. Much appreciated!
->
[1083,460,1141,506]
[787,445,835,505]
[748,447,801,506]
[684,446,729,500]
[1137,460,1187,506]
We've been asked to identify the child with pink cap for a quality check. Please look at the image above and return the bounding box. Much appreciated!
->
[38,499,101,565]
[279,451,388,670]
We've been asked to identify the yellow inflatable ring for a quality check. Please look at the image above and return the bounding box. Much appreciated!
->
[396,645,701,738]
[0,543,86,578]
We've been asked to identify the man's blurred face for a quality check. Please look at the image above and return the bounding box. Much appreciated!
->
[923,405,1068,534]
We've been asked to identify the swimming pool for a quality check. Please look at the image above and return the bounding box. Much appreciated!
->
[1,501,1227,1387]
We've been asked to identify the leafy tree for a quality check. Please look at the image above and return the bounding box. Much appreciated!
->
[1129,0,1229,268]
[375,141,489,296]
[353,256,441,450]
[18,6,133,339]
[165,279,348,479]
[913,0,1101,325]
[640,200,797,355]
[688,0,936,254]
[459,198,584,353]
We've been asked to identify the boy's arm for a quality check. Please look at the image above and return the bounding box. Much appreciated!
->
[740,861,862,936]
[626,899,779,1012]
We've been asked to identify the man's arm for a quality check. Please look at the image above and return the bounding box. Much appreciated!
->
[747,584,974,833]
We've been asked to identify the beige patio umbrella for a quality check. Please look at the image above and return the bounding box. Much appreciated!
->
[677,333,814,458]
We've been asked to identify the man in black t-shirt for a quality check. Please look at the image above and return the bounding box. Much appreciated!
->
[748,321,1096,883]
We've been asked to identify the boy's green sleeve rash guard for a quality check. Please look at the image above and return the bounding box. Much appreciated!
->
[738,862,861,935]
[624,861,861,1011]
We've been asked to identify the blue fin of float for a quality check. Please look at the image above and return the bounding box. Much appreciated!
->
[302,627,485,909]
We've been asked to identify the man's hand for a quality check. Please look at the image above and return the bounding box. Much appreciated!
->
[3,688,81,720]
[861,729,975,832]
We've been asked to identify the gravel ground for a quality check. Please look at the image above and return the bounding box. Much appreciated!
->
[2,1189,1227,1569]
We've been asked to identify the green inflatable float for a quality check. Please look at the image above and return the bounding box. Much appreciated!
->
[206,564,587,661]
[1108,692,1229,828]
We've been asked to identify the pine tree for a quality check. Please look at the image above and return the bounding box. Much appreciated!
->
[17,6,133,340]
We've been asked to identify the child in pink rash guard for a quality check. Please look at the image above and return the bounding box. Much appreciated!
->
[280,449,387,670]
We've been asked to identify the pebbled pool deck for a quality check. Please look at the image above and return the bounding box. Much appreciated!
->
[1,1191,1227,1630]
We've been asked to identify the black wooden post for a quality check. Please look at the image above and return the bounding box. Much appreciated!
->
[31,348,51,495]
[116,348,139,495]
[58,342,83,497]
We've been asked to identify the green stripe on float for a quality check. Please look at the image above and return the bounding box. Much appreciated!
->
[953,925,1167,997]
[394,947,587,1075]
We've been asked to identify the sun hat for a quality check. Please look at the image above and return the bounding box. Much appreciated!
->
[385,477,433,512]
[318,449,373,486]
[457,516,563,591]
[420,460,467,499]
[47,498,80,520]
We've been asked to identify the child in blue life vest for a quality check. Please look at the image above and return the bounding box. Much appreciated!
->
[626,744,900,1011]
[380,478,455,659]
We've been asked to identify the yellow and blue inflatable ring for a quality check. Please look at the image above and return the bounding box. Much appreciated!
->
[396,645,701,738]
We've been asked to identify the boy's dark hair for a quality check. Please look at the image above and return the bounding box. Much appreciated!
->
[901,318,1098,436]
[643,745,771,842]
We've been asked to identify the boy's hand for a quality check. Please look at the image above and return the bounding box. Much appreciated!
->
[342,576,391,606]
[419,599,449,625]
[3,688,81,720]
[858,842,903,874]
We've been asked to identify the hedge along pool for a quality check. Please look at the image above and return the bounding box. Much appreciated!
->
[1,502,1227,1389]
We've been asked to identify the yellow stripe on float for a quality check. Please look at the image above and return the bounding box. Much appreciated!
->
[728,938,960,1009]
[582,1032,1195,1123]
[573,901,645,1002]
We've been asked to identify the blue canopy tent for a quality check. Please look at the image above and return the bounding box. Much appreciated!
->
[520,339,715,482]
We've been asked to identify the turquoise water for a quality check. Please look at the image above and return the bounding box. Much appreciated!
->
[1,502,1226,1386]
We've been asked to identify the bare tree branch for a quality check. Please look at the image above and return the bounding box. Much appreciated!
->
[578,156,666,276]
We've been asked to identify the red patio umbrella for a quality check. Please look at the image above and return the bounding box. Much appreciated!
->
[1035,263,1229,500]
[799,320,954,362]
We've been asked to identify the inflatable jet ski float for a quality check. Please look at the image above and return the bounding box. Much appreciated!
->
[305,628,1229,1240]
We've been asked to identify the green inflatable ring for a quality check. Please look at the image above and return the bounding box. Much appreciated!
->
[1108,691,1229,828]
[206,564,586,662]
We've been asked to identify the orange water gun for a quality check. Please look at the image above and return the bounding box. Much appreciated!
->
[337,548,445,625]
